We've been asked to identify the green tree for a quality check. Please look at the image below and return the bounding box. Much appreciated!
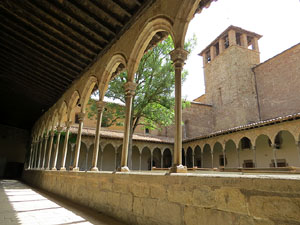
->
[88,35,196,167]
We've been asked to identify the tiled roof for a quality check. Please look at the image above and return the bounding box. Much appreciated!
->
[69,112,300,145]
[69,127,173,144]
[183,112,300,143]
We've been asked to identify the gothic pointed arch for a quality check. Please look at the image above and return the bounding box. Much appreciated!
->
[79,76,98,112]
[99,53,127,99]
[127,16,175,81]
[67,91,80,120]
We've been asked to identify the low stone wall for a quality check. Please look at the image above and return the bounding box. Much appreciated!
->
[22,170,300,225]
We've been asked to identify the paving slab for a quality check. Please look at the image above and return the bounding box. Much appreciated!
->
[0,180,126,225]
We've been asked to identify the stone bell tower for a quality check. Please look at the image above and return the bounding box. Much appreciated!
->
[199,25,262,131]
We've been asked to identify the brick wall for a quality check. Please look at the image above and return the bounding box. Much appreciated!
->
[254,44,300,120]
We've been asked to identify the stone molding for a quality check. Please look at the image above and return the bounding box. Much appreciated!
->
[124,81,137,98]
[170,48,189,69]
[96,100,106,113]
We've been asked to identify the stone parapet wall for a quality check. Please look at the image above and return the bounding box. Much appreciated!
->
[22,170,300,225]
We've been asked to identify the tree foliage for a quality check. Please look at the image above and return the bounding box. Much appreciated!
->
[89,35,196,133]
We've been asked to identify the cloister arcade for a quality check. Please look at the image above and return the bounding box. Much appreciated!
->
[183,119,300,169]
[29,116,300,172]
[26,0,208,174]
[30,132,174,172]
[25,0,300,173]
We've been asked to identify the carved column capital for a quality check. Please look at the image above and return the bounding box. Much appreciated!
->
[96,100,106,113]
[124,81,137,98]
[78,112,85,122]
[50,130,55,137]
[65,121,72,128]
[170,48,189,69]
[56,126,63,133]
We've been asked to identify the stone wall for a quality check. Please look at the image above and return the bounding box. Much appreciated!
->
[23,170,300,225]
[254,44,300,120]
[204,45,260,131]
[0,124,29,178]
[165,103,213,138]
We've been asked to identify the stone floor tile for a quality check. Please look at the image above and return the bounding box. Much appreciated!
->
[0,180,125,225]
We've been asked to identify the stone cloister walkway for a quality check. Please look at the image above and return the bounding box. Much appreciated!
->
[0,180,125,225]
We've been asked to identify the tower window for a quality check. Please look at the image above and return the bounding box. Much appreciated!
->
[224,36,229,49]
[214,43,219,56]
[236,32,241,46]
[206,51,211,63]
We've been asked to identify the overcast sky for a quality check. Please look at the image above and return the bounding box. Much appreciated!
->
[183,0,300,101]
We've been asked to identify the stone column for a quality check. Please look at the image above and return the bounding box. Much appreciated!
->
[120,81,137,172]
[100,152,103,171]
[296,141,300,166]
[52,126,63,170]
[272,144,278,168]
[252,146,257,168]
[161,154,163,168]
[192,153,195,168]
[252,37,259,51]
[223,150,226,168]
[69,143,75,169]
[237,147,240,168]
[60,121,71,171]
[150,152,153,170]
[228,29,236,46]
[42,135,49,169]
[210,45,216,61]
[46,130,55,169]
[31,140,39,169]
[219,38,225,53]
[211,152,214,168]
[241,33,248,48]
[201,151,203,168]
[73,112,85,171]
[28,142,35,169]
[37,138,43,169]
[114,151,118,170]
[91,101,106,171]
[170,48,188,173]
[34,139,40,168]
[139,154,142,171]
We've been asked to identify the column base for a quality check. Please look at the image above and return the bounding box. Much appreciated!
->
[90,167,99,172]
[72,167,80,171]
[169,165,187,173]
[51,167,57,171]
[120,166,130,172]
[60,167,66,171]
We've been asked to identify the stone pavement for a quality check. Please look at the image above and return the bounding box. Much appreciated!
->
[0,180,125,225]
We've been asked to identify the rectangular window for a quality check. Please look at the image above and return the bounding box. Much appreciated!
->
[271,159,287,167]
[243,160,254,168]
